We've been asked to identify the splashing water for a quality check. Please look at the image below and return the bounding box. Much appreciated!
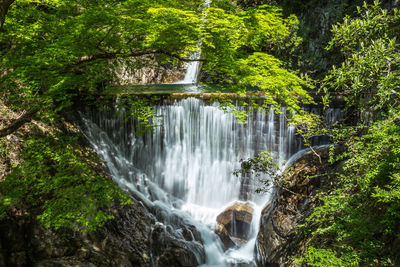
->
[80,97,342,266]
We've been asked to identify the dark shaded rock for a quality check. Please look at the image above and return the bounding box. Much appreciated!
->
[215,201,254,251]
[0,200,154,267]
[256,146,344,266]
[0,197,207,267]
[150,223,205,267]
[36,259,97,267]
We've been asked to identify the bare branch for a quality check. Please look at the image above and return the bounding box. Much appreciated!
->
[0,108,39,138]
[309,145,322,164]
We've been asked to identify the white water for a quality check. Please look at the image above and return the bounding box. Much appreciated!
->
[80,98,341,266]
[175,55,202,85]
[174,0,211,85]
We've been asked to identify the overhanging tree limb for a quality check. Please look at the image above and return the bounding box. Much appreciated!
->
[0,48,202,138]
[76,50,204,65]
[0,108,39,137]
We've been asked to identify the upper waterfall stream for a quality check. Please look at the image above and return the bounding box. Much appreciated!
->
[80,96,341,266]
[174,0,211,85]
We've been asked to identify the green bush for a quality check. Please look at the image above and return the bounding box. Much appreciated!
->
[0,133,131,231]
[299,247,359,267]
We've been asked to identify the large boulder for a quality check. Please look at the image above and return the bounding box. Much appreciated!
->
[214,201,255,251]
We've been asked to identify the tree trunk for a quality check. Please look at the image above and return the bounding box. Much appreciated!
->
[0,0,14,30]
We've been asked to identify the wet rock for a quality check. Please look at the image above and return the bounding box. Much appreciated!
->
[188,225,203,243]
[256,146,344,266]
[214,201,254,251]
[150,223,206,267]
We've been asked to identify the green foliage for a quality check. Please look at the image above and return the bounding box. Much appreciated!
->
[245,5,293,48]
[147,7,201,54]
[237,52,314,112]
[0,0,316,232]
[302,2,400,265]
[324,1,400,120]
[201,6,248,82]
[0,133,131,231]
[298,247,359,267]
[200,3,314,119]
[202,3,310,99]
[0,0,313,119]
[302,112,400,265]
[0,0,203,112]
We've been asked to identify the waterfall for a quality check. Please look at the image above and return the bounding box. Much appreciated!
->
[174,0,211,85]
[80,97,342,266]
[175,53,202,85]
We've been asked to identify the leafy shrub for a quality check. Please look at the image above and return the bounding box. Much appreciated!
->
[301,2,400,265]
[299,247,359,267]
[0,133,131,231]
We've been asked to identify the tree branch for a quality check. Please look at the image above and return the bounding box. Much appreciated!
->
[0,108,39,138]
[76,50,204,65]
[309,145,322,164]
[161,51,205,63]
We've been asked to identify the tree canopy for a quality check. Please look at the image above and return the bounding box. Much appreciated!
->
[0,0,311,115]
[0,0,312,230]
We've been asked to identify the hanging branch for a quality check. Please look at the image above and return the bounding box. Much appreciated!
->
[76,50,205,66]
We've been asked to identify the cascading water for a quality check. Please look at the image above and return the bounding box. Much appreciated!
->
[80,97,342,266]
[174,0,211,85]
[174,52,202,85]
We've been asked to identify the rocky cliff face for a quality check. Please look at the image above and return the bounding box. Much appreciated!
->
[113,56,186,85]
[256,146,343,266]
